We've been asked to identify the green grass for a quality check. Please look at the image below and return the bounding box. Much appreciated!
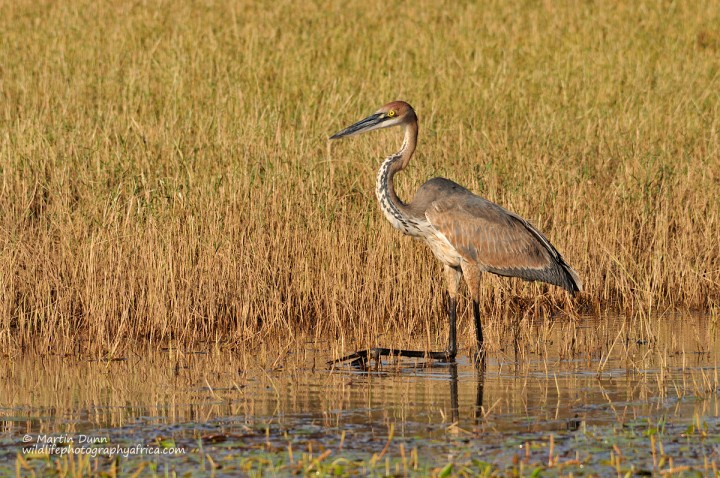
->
[12,420,720,477]
[1,0,719,355]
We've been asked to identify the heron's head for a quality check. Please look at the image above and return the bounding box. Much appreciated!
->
[330,101,417,140]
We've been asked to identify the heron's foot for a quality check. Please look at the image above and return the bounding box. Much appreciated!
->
[328,348,455,368]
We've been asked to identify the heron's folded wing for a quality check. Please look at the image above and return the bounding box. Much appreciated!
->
[425,195,572,288]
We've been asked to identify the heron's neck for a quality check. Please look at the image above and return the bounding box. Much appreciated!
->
[375,121,422,235]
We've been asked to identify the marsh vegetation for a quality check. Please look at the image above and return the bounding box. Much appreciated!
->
[1,0,720,475]
[1,0,719,357]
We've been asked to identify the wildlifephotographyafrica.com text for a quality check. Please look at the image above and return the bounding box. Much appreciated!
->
[21,434,186,458]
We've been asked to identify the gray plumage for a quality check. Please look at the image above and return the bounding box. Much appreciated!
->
[419,178,581,293]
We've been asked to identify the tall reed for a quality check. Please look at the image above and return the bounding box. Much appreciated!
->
[1,0,718,355]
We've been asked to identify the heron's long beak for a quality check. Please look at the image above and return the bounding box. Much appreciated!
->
[330,113,386,139]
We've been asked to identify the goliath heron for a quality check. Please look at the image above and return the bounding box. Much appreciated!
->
[330,101,581,363]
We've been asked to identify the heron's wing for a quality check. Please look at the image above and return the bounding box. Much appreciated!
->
[425,195,581,291]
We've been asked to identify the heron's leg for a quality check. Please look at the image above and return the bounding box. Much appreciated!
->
[460,262,485,363]
[473,300,483,345]
[443,265,462,359]
[447,295,457,358]
[473,299,485,362]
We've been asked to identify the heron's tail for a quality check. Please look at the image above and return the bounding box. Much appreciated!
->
[562,264,583,294]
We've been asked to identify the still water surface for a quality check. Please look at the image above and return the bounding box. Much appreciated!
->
[2,314,719,474]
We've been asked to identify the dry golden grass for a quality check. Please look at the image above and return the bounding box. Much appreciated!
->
[1,0,719,356]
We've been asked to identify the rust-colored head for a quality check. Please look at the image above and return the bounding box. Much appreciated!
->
[374,101,417,122]
[330,101,417,139]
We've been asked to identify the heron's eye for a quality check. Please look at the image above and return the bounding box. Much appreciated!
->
[387,110,396,117]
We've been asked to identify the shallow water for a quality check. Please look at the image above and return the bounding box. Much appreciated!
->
[3,314,720,475]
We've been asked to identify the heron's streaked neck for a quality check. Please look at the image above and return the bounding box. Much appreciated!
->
[375,120,421,235]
